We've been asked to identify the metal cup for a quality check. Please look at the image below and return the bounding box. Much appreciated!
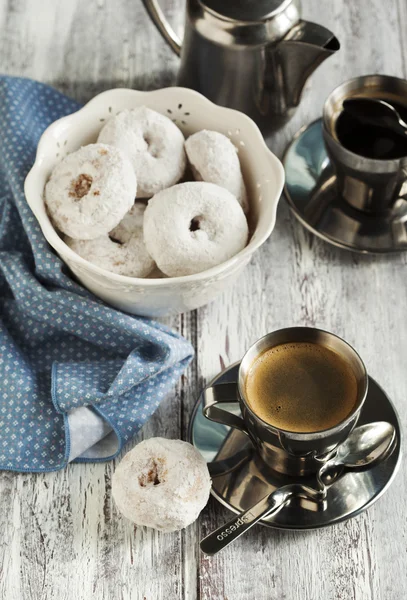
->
[203,327,368,476]
[323,74,407,213]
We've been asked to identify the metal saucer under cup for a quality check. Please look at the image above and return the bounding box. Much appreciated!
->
[283,74,407,253]
[189,363,401,530]
[283,120,407,253]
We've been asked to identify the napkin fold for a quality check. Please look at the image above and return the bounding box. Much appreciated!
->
[0,76,194,472]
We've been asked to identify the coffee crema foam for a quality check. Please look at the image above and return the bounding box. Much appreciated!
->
[245,342,358,433]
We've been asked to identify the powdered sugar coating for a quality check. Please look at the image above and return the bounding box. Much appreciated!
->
[143,182,249,277]
[98,106,186,198]
[185,130,248,212]
[112,438,211,532]
[65,202,155,277]
[45,143,137,239]
[109,201,146,243]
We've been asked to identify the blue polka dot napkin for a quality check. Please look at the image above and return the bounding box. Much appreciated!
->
[0,76,194,472]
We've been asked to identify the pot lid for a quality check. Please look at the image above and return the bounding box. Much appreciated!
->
[201,0,294,22]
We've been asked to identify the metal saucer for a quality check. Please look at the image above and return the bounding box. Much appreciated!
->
[283,119,407,254]
[188,362,401,530]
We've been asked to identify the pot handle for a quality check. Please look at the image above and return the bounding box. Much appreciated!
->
[202,383,249,436]
[141,0,182,56]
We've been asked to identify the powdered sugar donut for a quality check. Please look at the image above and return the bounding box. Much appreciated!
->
[109,200,146,241]
[143,182,249,277]
[45,143,136,240]
[185,130,248,212]
[65,202,155,277]
[98,106,186,198]
[112,438,211,532]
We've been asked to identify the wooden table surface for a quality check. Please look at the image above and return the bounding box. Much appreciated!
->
[0,1,406,599]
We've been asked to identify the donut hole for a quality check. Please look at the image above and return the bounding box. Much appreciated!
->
[138,458,166,488]
[108,234,125,246]
[142,133,159,158]
[189,216,203,232]
[69,173,93,200]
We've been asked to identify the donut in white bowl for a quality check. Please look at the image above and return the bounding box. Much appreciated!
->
[185,129,248,212]
[98,106,186,198]
[45,143,136,240]
[65,202,155,277]
[143,181,249,277]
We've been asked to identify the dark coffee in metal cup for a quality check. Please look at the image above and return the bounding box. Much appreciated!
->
[203,327,368,476]
[323,74,407,213]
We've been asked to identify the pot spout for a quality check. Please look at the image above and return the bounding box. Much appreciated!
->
[277,21,340,108]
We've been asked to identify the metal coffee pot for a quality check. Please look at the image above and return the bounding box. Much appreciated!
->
[142,0,340,133]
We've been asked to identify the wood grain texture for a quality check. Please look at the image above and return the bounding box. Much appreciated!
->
[0,1,406,599]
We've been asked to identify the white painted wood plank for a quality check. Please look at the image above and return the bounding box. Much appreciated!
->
[397,0,407,77]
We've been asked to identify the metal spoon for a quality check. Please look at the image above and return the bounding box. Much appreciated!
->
[343,97,407,137]
[316,421,396,490]
[200,421,396,556]
[200,482,322,556]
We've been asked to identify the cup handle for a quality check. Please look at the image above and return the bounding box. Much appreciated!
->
[202,383,249,436]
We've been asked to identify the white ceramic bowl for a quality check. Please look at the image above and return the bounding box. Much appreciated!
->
[25,87,284,317]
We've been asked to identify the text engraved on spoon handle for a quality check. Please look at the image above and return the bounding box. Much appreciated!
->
[200,489,289,556]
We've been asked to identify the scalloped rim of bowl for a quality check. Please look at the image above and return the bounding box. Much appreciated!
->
[25,87,285,287]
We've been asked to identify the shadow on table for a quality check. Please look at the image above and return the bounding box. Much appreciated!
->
[49,73,177,104]
[270,201,406,268]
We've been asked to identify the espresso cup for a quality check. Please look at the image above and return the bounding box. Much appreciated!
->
[203,327,368,476]
[323,74,407,213]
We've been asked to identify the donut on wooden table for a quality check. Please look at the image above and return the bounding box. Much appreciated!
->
[112,438,211,532]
